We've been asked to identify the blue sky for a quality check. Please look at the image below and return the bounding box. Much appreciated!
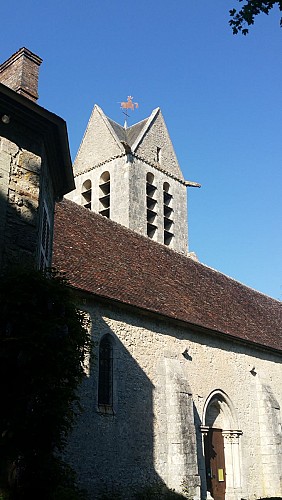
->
[1,0,281,299]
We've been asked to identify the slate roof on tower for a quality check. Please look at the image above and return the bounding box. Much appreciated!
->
[107,117,149,147]
[53,199,282,353]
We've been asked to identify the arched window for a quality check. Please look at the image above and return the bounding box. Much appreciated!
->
[82,179,92,209]
[163,182,173,245]
[98,334,113,407]
[146,173,157,239]
[99,171,110,218]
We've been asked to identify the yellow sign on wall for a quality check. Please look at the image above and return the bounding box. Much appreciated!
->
[218,469,224,482]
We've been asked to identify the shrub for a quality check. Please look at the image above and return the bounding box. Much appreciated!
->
[0,267,91,499]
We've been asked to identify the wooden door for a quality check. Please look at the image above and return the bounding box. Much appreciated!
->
[204,428,226,500]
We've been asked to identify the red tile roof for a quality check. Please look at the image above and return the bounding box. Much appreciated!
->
[53,199,282,352]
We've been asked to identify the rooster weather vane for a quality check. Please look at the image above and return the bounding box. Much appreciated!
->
[120,96,139,127]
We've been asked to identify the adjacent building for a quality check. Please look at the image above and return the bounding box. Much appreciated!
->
[0,47,73,271]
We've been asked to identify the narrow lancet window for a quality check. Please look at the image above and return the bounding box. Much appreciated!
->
[39,201,51,270]
[98,334,113,407]
[163,182,173,245]
[82,179,92,209]
[99,171,110,218]
[156,147,161,163]
[146,173,157,239]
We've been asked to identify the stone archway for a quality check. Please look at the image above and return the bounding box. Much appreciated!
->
[201,391,242,500]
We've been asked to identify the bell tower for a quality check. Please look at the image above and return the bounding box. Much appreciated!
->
[67,104,199,255]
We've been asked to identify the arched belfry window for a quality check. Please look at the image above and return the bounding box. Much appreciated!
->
[98,334,113,407]
[82,179,92,210]
[146,172,157,239]
[99,171,110,218]
[163,182,173,245]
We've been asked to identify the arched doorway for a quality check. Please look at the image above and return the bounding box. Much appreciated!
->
[201,391,242,500]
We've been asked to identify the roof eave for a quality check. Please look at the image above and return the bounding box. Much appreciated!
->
[0,83,74,197]
[71,286,282,356]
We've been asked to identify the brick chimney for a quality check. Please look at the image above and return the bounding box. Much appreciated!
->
[0,47,42,102]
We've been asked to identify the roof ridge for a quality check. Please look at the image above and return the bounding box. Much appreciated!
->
[95,105,124,151]
[131,107,159,152]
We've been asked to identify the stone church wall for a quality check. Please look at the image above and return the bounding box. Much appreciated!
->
[68,156,130,228]
[67,155,188,254]
[66,299,282,499]
[73,106,123,177]
[129,157,188,253]
[134,111,184,182]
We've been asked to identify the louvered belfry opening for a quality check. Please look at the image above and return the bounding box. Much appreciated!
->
[146,172,157,239]
[163,182,173,245]
[82,179,92,209]
[99,171,110,218]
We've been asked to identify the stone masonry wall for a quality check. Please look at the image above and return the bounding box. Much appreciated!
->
[0,126,54,270]
[134,111,184,181]
[129,157,188,253]
[73,106,123,177]
[67,155,189,254]
[69,105,190,253]
[0,136,40,268]
[66,299,282,500]
[68,156,130,228]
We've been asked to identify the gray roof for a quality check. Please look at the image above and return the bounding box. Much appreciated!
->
[107,118,126,143]
[125,118,148,146]
[107,116,148,148]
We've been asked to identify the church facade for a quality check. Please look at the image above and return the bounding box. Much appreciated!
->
[59,103,282,499]
[0,49,281,500]
[54,198,282,500]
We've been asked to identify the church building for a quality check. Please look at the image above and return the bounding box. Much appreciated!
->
[58,102,282,499]
[0,49,281,500]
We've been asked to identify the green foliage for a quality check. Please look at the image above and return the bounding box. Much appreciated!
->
[229,0,282,34]
[0,267,91,499]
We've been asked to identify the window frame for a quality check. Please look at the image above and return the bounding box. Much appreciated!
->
[39,200,51,270]
[97,334,115,414]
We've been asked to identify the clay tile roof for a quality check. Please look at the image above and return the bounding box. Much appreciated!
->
[53,199,282,352]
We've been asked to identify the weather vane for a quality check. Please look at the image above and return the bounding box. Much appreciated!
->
[120,96,138,127]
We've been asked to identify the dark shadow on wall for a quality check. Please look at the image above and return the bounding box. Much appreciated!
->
[100,300,282,368]
[66,313,159,498]
[65,311,195,500]
[193,402,207,499]
[65,296,282,500]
